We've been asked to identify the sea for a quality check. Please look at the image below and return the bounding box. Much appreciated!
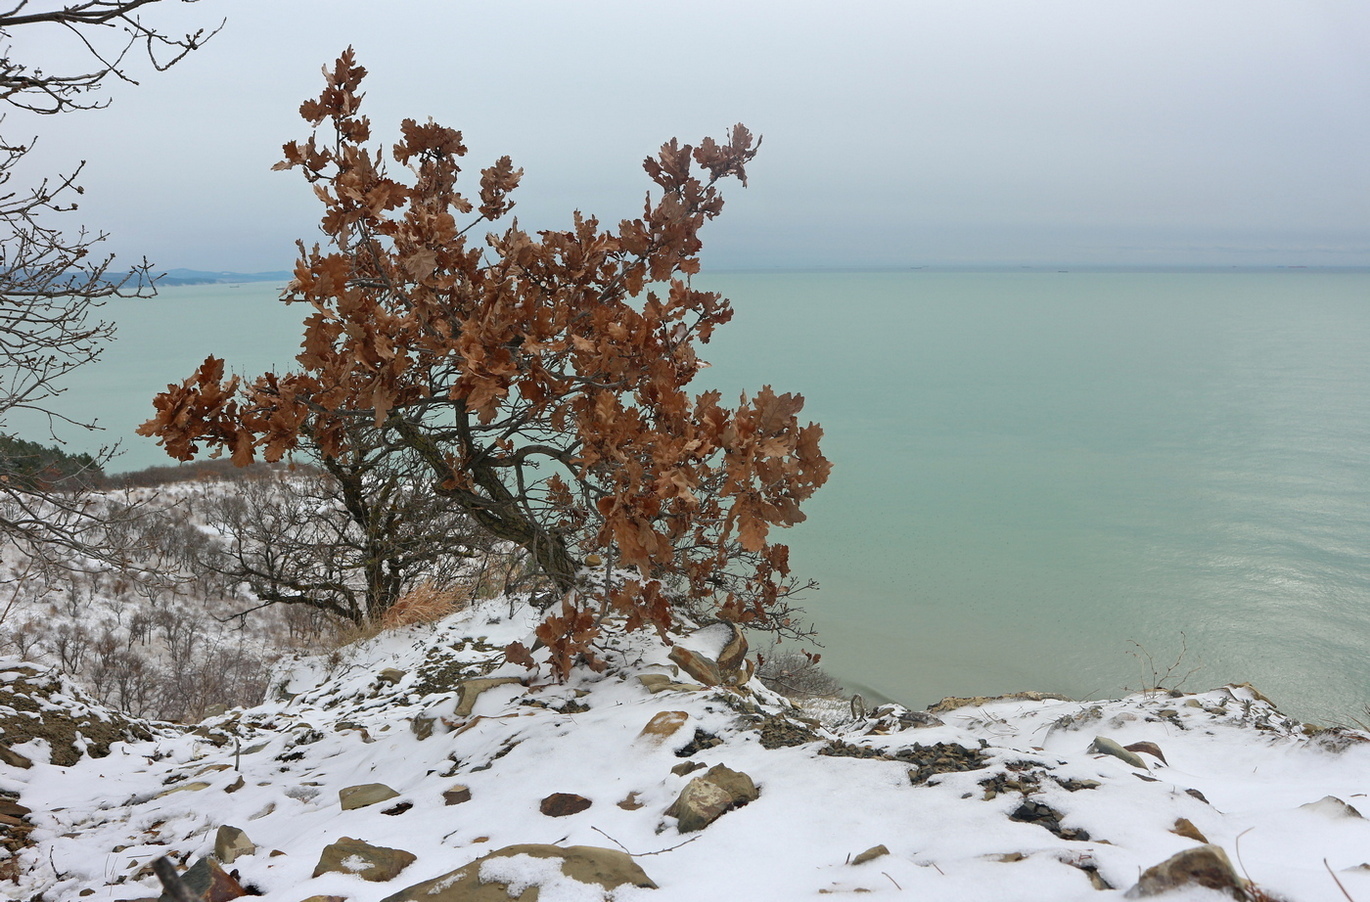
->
[18,270,1370,725]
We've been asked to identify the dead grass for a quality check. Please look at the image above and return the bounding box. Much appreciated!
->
[380,581,469,630]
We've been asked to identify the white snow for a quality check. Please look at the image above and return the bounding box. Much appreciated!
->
[2,599,1368,901]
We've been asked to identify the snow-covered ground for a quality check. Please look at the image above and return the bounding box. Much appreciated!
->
[3,598,1368,901]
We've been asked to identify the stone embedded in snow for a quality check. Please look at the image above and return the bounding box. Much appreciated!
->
[637,673,697,694]
[377,668,406,685]
[298,897,347,902]
[442,784,472,805]
[214,825,255,864]
[0,745,32,769]
[540,792,592,817]
[312,836,417,881]
[668,646,722,687]
[1126,844,1247,898]
[1170,818,1209,843]
[1125,740,1168,765]
[453,677,522,717]
[1298,795,1364,818]
[155,781,211,798]
[638,710,689,742]
[617,791,644,810]
[1089,735,1148,769]
[159,855,246,902]
[666,764,759,832]
[339,783,400,810]
[378,843,657,901]
[410,714,435,740]
[850,844,889,865]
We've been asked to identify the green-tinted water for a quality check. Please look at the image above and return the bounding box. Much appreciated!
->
[22,272,1370,722]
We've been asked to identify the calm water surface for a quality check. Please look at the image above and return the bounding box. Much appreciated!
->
[30,273,1370,723]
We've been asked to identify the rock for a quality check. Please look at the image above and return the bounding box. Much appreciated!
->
[638,711,689,742]
[617,792,644,810]
[637,673,697,694]
[224,775,245,793]
[671,760,705,776]
[0,745,33,769]
[298,897,347,902]
[1170,818,1209,843]
[1088,736,1148,769]
[926,691,1071,715]
[851,845,889,865]
[377,668,406,685]
[443,784,472,805]
[156,781,212,797]
[339,783,401,810]
[1124,740,1168,764]
[1298,795,1364,818]
[454,677,522,717]
[1009,801,1090,841]
[410,715,435,740]
[666,764,759,832]
[214,825,255,865]
[158,856,246,902]
[1127,845,1247,898]
[312,836,416,882]
[540,792,592,817]
[713,621,748,675]
[668,646,722,687]
[1226,682,1277,706]
[379,844,656,901]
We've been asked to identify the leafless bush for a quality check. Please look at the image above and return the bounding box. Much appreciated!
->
[757,645,843,700]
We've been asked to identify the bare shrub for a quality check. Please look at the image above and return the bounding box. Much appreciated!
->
[757,646,843,700]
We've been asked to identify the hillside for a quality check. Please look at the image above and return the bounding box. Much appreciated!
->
[2,599,1368,901]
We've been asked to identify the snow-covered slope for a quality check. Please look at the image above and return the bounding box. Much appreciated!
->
[3,599,1368,901]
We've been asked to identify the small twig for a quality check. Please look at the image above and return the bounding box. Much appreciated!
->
[152,857,195,902]
[1325,858,1357,902]
[929,861,945,876]
[882,871,903,890]
[591,825,701,857]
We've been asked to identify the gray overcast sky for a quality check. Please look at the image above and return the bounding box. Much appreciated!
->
[15,0,1370,270]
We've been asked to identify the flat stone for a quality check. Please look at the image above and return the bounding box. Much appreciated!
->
[851,844,889,865]
[442,784,472,805]
[1124,741,1168,765]
[668,646,722,686]
[454,677,522,717]
[379,844,656,901]
[339,783,400,810]
[926,691,1071,714]
[1170,818,1209,843]
[1127,844,1246,898]
[638,711,689,742]
[214,825,256,864]
[312,836,416,882]
[377,668,406,685]
[637,674,697,694]
[1089,736,1148,769]
[156,781,212,798]
[1299,796,1364,818]
[617,792,644,810]
[540,792,592,817]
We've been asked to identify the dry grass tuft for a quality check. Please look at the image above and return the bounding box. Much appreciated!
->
[379,581,468,631]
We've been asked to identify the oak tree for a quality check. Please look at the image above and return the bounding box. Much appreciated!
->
[142,51,831,675]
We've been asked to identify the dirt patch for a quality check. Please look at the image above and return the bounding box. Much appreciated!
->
[0,666,161,766]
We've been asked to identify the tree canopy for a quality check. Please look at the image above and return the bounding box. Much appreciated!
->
[142,50,831,676]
